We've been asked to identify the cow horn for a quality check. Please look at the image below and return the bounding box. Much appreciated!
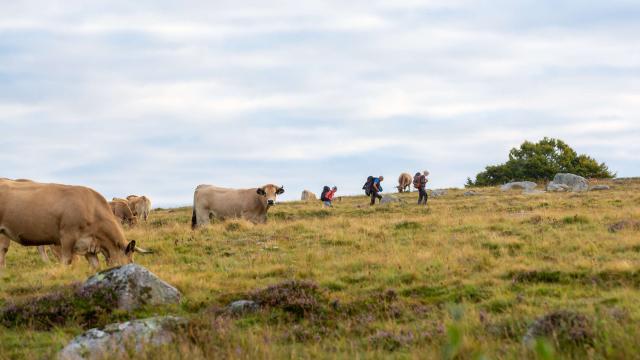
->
[134,246,154,254]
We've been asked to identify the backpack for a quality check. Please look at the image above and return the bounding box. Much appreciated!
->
[362,176,374,196]
[413,173,426,189]
[320,186,330,201]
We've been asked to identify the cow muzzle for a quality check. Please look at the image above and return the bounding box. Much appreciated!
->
[267,199,275,206]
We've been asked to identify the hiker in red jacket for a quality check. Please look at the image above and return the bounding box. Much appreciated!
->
[323,186,337,207]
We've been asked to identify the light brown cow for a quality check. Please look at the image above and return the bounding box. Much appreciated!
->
[192,184,285,228]
[0,179,136,268]
[109,199,138,226]
[397,172,412,193]
[301,190,317,201]
[126,195,151,222]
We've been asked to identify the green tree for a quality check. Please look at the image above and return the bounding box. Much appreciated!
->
[467,138,614,187]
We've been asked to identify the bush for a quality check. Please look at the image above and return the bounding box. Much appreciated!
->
[467,138,614,187]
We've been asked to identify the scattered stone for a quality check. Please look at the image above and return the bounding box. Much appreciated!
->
[381,195,402,204]
[523,310,593,346]
[227,300,259,315]
[590,185,611,191]
[463,191,479,196]
[430,189,447,198]
[547,173,589,192]
[546,183,571,192]
[80,264,181,311]
[301,190,317,201]
[58,316,187,360]
[501,181,538,192]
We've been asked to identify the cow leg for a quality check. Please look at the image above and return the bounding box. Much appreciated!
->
[59,234,76,266]
[37,246,50,262]
[0,235,9,268]
[195,208,210,228]
[85,253,100,269]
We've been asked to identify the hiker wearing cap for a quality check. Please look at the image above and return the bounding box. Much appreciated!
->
[413,171,429,205]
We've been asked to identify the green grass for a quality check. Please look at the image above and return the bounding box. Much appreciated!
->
[1,180,640,359]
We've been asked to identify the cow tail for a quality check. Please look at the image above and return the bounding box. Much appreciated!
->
[191,206,197,230]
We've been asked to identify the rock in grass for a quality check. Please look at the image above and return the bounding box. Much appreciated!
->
[381,195,401,204]
[547,173,589,192]
[58,316,187,360]
[500,181,538,192]
[546,183,570,192]
[523,189,546,195]
[430,189,447,198]
[227,300,259,315]
[80,264,181,311]
[590,185,610,191]
[463,190,479,196]
[523,310,593,346]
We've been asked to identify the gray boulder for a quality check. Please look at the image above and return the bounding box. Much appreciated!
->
[58,316,187,360]
[430,189,447,198]
[590,185,610,191]
[380,195,401,204]
[463,191,479,196]
[547,173,589,192]
[227,300,259,315]
[80,264,181,311]
[546,183,570,192]
[501,181,537,192]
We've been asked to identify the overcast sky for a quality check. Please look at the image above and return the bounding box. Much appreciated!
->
[1,1,638,206]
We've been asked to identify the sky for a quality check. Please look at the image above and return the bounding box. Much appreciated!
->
[1,0,639,207]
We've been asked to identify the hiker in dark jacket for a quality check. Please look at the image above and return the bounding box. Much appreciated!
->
[370,176,384,205]
[413,171,429,205]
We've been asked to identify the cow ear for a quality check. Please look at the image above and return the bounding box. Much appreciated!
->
[256,188,266,196]
[125,240,136,254]
[276,186,285,195]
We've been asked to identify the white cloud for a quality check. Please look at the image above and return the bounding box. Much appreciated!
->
[1,0,639,205]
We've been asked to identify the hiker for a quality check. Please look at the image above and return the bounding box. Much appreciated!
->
[413,170,429,205]
[365,176,384,205]
[321,186,338,207]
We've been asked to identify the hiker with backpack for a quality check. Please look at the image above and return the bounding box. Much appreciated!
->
[413,171,429,205]
[363,175,384,205]
[321,186,337,207]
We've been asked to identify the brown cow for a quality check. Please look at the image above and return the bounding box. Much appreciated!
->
[397,172,412,193]
[109,199,138,226]
[192,184,284,228]
[126,195,151,222]
[0,179,136,268]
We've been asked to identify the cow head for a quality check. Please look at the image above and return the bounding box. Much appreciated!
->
[256,184,285,206]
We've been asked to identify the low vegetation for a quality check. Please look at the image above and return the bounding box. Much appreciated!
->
[1,179,639,359]
[467,138,614,186]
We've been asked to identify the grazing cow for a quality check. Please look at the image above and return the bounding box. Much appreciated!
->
[109,199,138,226]
[0,179,136,268]
[301,190,317,201]
[192,184,285,228]
[397,173,412,193]
[126,195,151,222]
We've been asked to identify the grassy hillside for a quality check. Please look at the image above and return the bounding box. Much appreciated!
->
[1,180,640,359]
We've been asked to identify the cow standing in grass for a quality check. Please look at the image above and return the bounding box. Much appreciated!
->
[126,195,152,222]
[0,179,136,268]
[397,173,412,193]
[192,184,285,228]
